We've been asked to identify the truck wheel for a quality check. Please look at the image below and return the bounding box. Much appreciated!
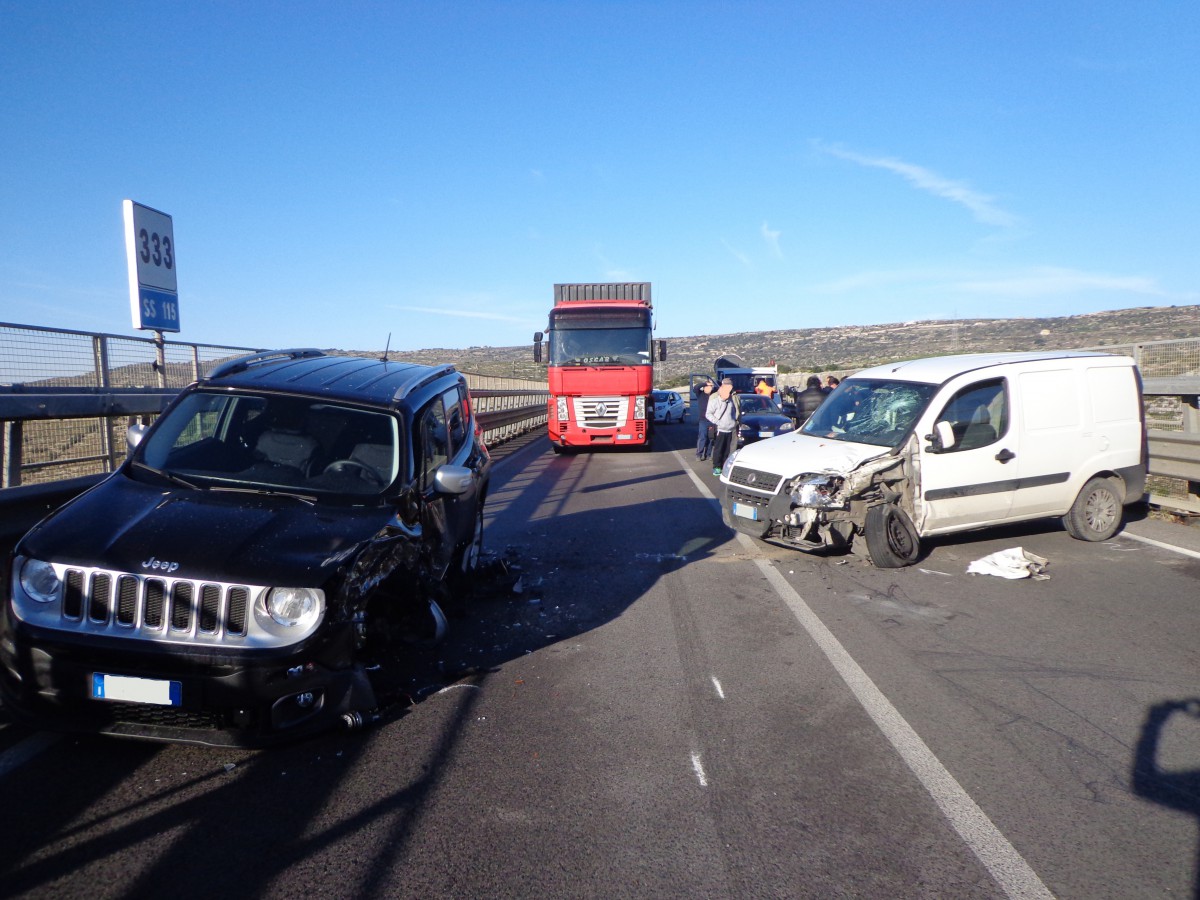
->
[864,504,920,568]
[1063,476,1122,541]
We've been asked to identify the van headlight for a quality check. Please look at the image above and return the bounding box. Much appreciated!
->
[788,474,846,509]
[19,558,61,604]
[264,587,324,628]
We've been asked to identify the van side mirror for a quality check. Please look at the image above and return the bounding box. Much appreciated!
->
[928,420,957,452]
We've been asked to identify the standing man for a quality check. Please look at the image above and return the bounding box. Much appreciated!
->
[795,375,827,426]
[692,378,716,460]
[706,377,738,475]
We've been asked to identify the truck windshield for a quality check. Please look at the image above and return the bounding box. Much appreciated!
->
[548,326,652,367]
[800,379,938,448]
[132,391,401,498]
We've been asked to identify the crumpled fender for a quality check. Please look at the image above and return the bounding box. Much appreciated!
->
[339,516,424,613]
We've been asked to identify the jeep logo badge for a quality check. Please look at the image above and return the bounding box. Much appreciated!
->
[141,556,180,574]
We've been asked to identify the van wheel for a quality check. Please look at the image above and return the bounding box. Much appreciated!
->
[1063,477,1122,541]
[864,504,920,568]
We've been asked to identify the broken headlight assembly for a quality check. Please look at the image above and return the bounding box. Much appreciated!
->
[787,474,846,509]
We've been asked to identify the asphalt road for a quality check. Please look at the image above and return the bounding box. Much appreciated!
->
[2,420,1199,898]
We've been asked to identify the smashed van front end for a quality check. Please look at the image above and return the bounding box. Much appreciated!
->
[718,378,936,554]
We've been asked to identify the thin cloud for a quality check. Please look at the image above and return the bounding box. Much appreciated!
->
[392,305,534,325]
[818,142,1020,228]
[761,222,783,259]
[722,239,753,269]
[952,267,1173,298]
[809,265,1193,302]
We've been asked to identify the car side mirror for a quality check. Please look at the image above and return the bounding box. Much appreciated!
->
[434,464,474,495]
[928,420,956,452]
[126,420,150,452]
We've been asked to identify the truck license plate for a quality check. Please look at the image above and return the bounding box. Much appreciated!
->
[92,673,182,706]
[732,502,759,521]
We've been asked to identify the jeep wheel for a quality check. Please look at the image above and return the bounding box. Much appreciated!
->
[864,504,920,568]
[1063,476,1122,541]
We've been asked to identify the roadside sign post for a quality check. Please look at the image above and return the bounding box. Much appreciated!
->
[123,200,180,388]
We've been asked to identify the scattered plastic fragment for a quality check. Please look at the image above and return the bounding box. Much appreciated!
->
[967,547,1049,580]
[223,763,236,772]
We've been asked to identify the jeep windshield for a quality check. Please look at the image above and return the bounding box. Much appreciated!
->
[799,378,938,449]
[132,390,401,498]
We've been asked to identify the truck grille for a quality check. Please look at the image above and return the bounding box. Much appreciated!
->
[573,396,628,429]
[55,566,259,646]
[729,466,783,493]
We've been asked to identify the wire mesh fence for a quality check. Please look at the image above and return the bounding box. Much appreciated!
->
[2,324,546,486]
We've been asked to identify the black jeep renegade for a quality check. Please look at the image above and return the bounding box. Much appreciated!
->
[1,349,491,747]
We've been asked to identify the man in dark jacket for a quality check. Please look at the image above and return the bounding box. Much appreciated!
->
[794,375,827,426]
[692,378,715,459]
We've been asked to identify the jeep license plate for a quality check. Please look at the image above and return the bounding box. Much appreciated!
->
[732,502,759,521]
[92,673,182,706]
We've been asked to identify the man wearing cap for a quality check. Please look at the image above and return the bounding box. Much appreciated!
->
[692,377,716,460]
[705,377,738,475]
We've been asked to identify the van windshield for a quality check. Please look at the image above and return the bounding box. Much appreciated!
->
[800,379,938,448]
[132,390,401,498]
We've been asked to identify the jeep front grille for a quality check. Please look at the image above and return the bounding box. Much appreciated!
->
[32,564,269,647]
[572,396,628,429]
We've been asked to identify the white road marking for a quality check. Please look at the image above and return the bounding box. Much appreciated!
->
[711,676,725,699]
[745,539,1053,900]
[672,448,1053,898]
[690,751,709,787]
[1119,530,1200,560]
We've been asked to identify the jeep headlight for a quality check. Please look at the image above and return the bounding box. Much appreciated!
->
[789,474,845,509]
[264,587,324,629]
[20,558,61,604]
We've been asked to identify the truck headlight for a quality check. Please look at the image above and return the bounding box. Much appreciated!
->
[634,396,646,420]
[264,587,324,628]
[20,558,61,604]
[556,397,568,422]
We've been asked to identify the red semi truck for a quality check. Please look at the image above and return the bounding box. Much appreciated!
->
[534,282,666,452]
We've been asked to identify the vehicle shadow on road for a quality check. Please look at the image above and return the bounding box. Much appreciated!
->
[0,444,730,898]
[1131,698,1200,900]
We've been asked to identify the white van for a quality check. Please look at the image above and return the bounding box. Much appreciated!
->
[718,352,1146,567]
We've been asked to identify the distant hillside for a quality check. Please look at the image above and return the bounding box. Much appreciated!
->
[340,304,1200,387]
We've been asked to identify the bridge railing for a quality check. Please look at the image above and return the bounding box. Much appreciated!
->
[1,323,547,488]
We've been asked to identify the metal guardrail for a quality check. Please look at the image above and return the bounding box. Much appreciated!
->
[1,323,548,488]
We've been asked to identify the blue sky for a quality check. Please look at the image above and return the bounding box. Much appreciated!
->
[2,1,1197,353]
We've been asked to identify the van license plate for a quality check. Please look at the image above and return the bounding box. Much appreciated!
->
[92,673,182,706]
[732,502,759,521]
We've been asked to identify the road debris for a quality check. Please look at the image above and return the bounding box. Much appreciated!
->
[967,548,1050,580]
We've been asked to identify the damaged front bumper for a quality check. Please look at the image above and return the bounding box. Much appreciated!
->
[0,610,377,748]
[721,451,911,552]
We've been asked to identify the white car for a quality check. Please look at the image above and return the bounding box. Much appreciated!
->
[652,390,686,423]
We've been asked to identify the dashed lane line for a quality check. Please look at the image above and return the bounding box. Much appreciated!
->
[672,448,1054,899]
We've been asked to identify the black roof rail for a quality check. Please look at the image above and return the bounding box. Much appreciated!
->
[391,364,458,403]
[206,349,327,380]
